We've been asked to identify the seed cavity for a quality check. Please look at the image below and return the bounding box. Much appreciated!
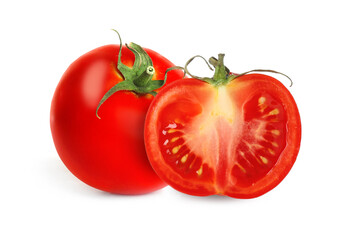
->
[172,145,182,154]
[196,166,203,176]
[168,129,178,134]
[236,163,247,173]
[181,154,188,163]
[268,148,275,155]
[271,129,280,135]
[269,109,279,115]
[258,97,266,104]
[260,156,268,164]
[239,151,245,157]
[258,97,268,113]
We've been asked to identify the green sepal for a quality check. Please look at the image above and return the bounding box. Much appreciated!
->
[96,30,185,119]
[134,66,186,94]
[139,80,164,92]
[96,80,136,119]
[113,29,153,85]
[184,53,292,87]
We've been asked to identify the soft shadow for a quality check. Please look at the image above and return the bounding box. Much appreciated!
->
[43,157,253,201]
[171,188,246,203]
[43,156,166,198]
[98,187,166,198]
[42,156,105,196]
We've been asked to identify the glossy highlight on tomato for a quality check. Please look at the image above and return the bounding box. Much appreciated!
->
[50,43,184,194]
[145,64,301,198]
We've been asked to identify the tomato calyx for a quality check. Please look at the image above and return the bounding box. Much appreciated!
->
[184,53,293,87]
[184,53,229,86]
[96,30,183,119]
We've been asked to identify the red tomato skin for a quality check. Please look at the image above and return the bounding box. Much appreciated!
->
[50,44,183,194]
[144,75,301,198]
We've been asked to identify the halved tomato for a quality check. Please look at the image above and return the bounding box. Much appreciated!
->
[144,55,301,198]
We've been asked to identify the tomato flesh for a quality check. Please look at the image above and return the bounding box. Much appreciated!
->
[145,74,301,198]
[231,92,287,187]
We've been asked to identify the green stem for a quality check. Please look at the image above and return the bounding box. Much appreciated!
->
[184,54,229,86]
[133,66,155,87]
[212,54,228,85]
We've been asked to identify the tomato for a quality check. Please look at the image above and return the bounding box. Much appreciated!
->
[50,34,184,194]
[144,54,301,198]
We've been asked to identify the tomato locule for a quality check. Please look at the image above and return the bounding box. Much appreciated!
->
[144,54,301,198]
[50,31,184,194]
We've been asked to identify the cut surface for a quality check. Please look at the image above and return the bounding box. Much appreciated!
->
[145,75,301,198]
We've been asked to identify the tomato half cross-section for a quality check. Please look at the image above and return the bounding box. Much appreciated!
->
[50,31,184,194]
[144,54,301,198]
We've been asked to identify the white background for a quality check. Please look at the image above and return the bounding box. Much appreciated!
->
[1,0,344,239]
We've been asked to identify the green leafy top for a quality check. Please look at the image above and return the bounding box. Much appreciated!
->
[96,30,182,119]
[184,53,293,87]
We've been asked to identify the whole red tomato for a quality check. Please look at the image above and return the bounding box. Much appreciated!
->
[50,32,184,194]
[144,54,301,198]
